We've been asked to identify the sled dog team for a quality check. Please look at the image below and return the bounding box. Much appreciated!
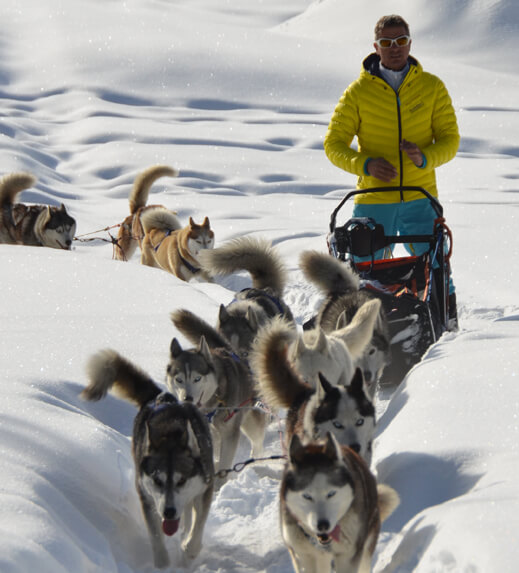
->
[1,166,399,571]
[0,166,215,282]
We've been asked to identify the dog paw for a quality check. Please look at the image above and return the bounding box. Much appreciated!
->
[181,539,202,563]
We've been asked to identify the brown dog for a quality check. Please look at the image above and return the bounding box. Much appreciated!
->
[114,165,179,261]
[140,208,214,281]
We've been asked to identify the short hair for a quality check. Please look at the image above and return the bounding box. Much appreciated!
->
[374,15,410,38]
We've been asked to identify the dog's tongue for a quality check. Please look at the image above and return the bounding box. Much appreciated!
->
[330,524,341,542]
[162,518,180,536]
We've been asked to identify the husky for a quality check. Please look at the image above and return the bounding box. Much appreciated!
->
[81,349,214,569]
[0,172,76,249]
[280,432,399,573]
[166,335,267,484]
[251,297,381,392]
[197,236,294,357]
[250,325,376,464]
[139,207,214,281]
[114,164,179,261]
[300,250,391,399]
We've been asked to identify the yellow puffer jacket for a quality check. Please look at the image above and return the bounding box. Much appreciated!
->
[324,54,460,203]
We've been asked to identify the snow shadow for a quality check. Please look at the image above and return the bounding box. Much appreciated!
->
[376,452,483,533]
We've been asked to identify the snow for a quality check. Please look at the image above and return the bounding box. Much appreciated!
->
[0,0,518,571]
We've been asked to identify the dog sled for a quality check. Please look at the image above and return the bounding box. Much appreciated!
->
[327,186,454,386]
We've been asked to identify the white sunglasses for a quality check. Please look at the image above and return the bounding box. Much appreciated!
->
[375,35,411,49]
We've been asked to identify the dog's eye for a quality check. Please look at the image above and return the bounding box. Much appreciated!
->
[302,493,313,501]
[356,418,364,427]
[327,491,336,499]
[176,477,187,487]
[175,377,184,385]
[241,351,248,358]
[152,473,164,487]
[194,376,201,383]
[369,348,376,356]
[333,421,344,430]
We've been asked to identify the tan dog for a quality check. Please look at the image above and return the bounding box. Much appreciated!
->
[140,208,214,281]
[114,164,179,261]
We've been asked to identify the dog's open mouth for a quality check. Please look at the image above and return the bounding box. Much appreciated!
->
[317,524,341,545]
[162,518,180,536]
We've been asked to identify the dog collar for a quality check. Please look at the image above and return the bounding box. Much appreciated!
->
[178,251,201,274]
[152,229,172,252]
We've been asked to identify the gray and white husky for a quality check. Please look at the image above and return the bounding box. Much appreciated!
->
[251,297,381,392]
[82,349,214,569]
[0,172,76,249]
[250,324,376,464]
[300,251,391,398]
[197,235,294,357]
[166,334,267,484]
[281,432,399,573]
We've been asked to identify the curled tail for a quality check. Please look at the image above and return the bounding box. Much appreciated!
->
[82,349,161,407]
[129,164,179,214]
[377,483,400,522]
[199,236,287,294]
[171,308,231,350]
[140,206,183,234]
[299,250,359,295]
[0,172,37,208]
[250,317,309,409]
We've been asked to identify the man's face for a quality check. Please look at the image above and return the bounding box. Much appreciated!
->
[374,25,411,71]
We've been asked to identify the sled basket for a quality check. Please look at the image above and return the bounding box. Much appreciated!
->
[327,187,452,386]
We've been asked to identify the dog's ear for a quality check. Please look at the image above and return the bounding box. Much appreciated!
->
[246,306,262,331]
[198,336,212,362]
[184,404,214,483]
[288,434,305,464]
[218,304,230,324]
[348,368,364,395]
[324,432,342,462]
[314,328,329,353]
[293,332,307,358]
[170,338,183,357]
[201,216,210,228]
[318,372,334,395]
[60,203,67,212]
[335,310,348,330]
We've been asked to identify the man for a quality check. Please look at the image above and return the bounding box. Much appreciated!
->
[324,14,459,329]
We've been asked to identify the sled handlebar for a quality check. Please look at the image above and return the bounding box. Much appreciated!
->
[329,186,444,233]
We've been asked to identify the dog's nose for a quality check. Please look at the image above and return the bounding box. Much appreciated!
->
[184,395,194,402]
[317,519,330,532]
[350,443,361,454]
[163,506,177,520]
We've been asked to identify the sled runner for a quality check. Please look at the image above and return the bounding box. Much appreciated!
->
[327,186,453,386]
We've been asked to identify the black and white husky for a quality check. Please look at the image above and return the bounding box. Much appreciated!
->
[280,433,399,573]
[82,349,214,569]
[0,172,76,249]
[197,235,294,358]
[166,333,267,486]
[250,322,376,464]
[300,250,391,398]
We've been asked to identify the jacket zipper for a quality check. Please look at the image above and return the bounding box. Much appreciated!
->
[396,94,404,201]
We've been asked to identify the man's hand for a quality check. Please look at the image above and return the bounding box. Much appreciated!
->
[400,139,424,167]
[366,158,398,182]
